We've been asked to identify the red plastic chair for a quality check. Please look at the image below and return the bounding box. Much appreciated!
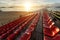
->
[44,36,52,40]
[53,34,60,40]
[43,25,59,37]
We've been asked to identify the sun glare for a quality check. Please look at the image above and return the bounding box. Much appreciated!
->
[24,2,31,11]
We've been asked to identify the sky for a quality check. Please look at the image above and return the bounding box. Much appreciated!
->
[0,0,60,11]
[0,0,60,6]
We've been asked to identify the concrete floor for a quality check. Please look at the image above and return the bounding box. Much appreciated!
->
[30,11,43,40]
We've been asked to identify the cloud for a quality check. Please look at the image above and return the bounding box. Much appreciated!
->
[0,0,60,7]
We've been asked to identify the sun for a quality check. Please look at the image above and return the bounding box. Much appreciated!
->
[24,2,31,11]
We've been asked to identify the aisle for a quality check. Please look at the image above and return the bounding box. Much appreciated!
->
[30,11,43,40]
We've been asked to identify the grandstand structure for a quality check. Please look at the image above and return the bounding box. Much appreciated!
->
[0,10,60,40]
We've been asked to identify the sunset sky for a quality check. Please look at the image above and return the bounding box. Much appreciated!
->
[0,0,60,11]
